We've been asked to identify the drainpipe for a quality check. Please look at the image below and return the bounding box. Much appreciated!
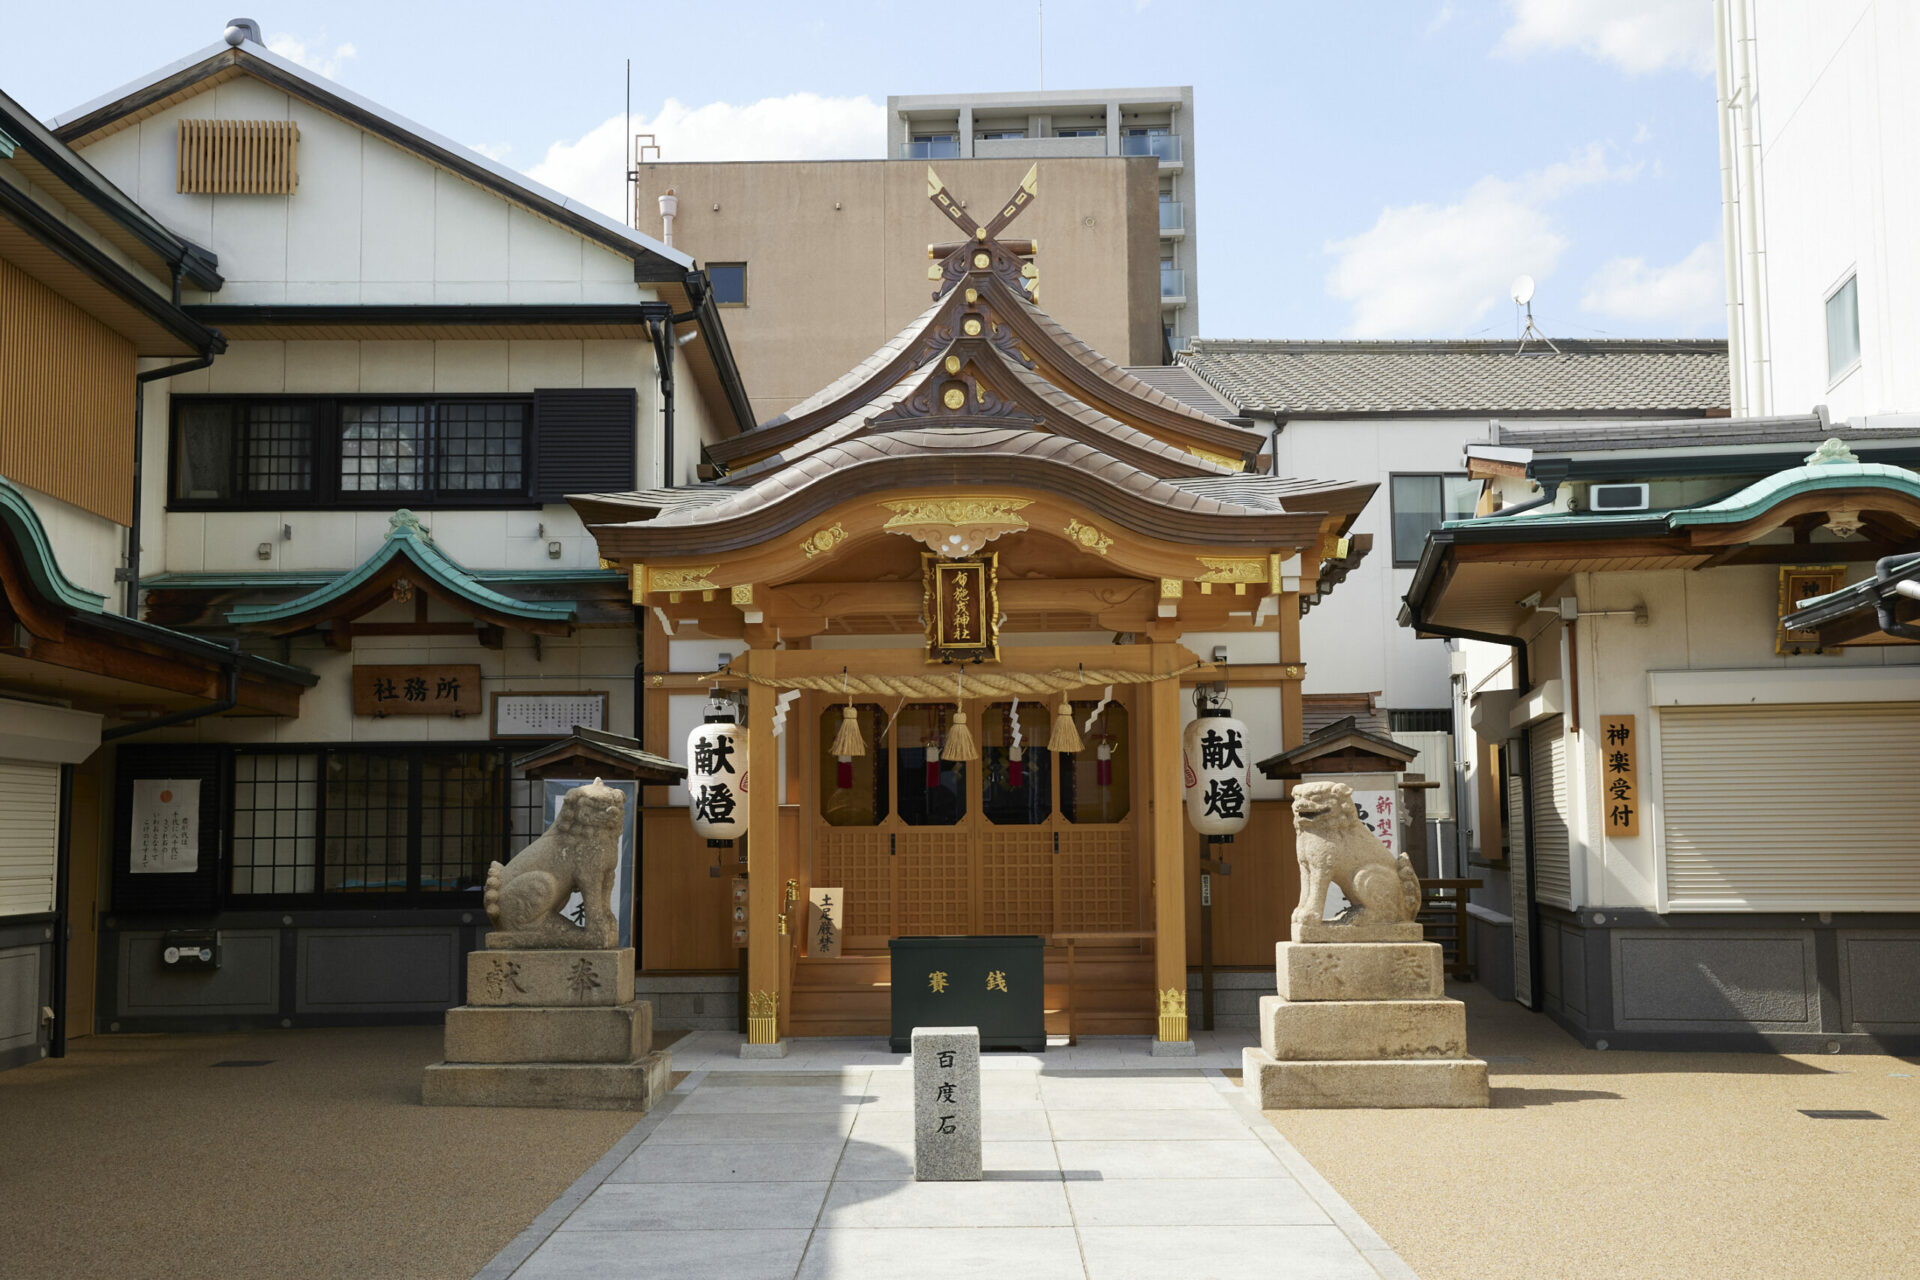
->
[1490,460,1571,520]
[125,352,215,617]
[1875,554,1920,641]
[49,762,73,1059]
[101,639,241,741]
[1713,0,1747,417]
[646,317,677,488]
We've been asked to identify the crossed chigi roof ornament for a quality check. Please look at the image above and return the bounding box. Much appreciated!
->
[925,164,1042,304]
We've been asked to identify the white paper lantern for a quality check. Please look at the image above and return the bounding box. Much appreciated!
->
[687,717,749,842]
[1182,705,1251,837]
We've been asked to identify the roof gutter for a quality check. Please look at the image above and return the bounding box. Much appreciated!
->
[682,271,756,434]
[1875,554,1920,642]
[100,639,240,741]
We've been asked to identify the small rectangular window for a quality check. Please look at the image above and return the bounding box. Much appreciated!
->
[708,263,747,305]
[1826,274,1860,381]
[435,401,527,493]
[1391,474,1480,566]
[339,403,428,493]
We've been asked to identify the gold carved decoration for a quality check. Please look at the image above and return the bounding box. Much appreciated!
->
[973,252,990,269]
[1157,988,1188,1043]
[964,287,979,303]
[922,551,1000,663]
[942,387,966,410]
[1196,556,1266,584]
[1777,564,1847,654]
[629,563,646,604]
[747,990,779,1044]
[1062,519,1113,556]
[799,524,848,559]
[880,497,1030,558]
[1160,578,1184,599]
[963,317,983,337]
[731,584,754,607]
[649,566,720,595]
[944,355,961,374]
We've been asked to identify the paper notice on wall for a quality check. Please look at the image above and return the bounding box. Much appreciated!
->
[1349,789,1400,855]
[131,779,200,874]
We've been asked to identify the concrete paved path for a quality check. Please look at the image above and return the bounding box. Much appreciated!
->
[478,1037,1417,1280]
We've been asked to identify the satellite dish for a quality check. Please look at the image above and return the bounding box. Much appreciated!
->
[1510,274,1536,306]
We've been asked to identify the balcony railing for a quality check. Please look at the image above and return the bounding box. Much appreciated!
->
[1159,201,1184,232]
[899,138,960,160]
[1121,133,1181,163]
[1160,267,1186,299]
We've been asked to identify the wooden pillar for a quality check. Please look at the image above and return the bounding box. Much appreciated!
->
[1149,642,1190,1050]
[744,648,785,1051]
[1278,592,1305,751]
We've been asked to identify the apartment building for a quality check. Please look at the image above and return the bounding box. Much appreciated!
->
[887,87,1198,350]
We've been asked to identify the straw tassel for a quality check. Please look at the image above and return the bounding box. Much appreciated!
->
[829,705,866,758]
[943,709,978,762]
[1047,696,1083,754]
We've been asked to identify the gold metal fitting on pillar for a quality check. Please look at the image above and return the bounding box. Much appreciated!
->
[1157,988,1188,1043]
[747,990,778,1044]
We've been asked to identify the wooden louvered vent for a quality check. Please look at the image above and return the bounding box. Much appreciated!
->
[177,119,299,194]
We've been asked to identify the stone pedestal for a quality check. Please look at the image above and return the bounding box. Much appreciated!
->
[1242,941,1489,1109]
[424,947,671,1111]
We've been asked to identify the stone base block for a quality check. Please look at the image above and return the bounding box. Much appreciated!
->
[740,1039,790,1059]
[1242,1047,1488,1109]
[1148,1038,1197,1057]
[444,1000,652,1064]
[422,1051,672,1110]
[1260,995,1466,1061]
[1277,942,1443,1002]
[467,948,635,1008]
[1292,918,1424,943]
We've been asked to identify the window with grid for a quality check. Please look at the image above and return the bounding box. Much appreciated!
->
[339,403,428,493]
[230,752,318,894]
[419,751,506,890]
[243,403,315,492]
[435,402,527,493]
[323,751,412,892]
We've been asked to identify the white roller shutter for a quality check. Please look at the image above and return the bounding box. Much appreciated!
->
[1530,717,1572,909]
[0,760,60,917]
[1659,702,1920,909]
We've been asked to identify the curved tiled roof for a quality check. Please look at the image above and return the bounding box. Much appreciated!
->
[1180,339,1729,416]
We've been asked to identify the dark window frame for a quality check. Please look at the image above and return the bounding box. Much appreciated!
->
[1389,471,1480,567]
[167,393,537,512]
[220,742,519,908]
[707,263,747,307]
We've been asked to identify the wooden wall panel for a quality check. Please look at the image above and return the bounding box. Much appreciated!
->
[1185,798,1298,968]
[0,259,135,523]
[639,808,733,972]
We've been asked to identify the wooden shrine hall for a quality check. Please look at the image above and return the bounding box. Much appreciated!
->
[575,169,1376,1051]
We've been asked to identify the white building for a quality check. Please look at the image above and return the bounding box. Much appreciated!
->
[888,87,1197,350]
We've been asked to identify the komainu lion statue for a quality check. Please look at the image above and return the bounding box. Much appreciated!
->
[1290,780,1422,941]
[484,778,625,949]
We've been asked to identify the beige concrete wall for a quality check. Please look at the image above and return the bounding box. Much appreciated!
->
[639,157,1163,423]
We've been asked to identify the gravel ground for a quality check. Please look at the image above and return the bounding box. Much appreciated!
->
[0,1025,684,1280]
[1263,982,1920,1280]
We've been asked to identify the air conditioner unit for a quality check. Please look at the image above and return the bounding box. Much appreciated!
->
[1589,482,1650,513]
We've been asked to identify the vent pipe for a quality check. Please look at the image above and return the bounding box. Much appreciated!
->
[658,188,678,248]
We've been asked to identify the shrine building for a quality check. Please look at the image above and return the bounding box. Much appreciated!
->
[576,168,1375,1051]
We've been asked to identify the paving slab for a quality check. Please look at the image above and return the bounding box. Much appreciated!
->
[488,1035,1414,1280]
[510,1228,812,1280]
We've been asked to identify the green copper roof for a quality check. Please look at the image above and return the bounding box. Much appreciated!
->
[0,475,108,614]
[225,510,578,627]
[1667,460,1920,528]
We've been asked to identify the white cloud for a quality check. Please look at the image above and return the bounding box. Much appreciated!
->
[527,94,885,223]
[1428,3,1457,34]
[1580,240,1723,330]
[1324,144,1631,337]
[266,33,356,80]
[1495,0,1716,76]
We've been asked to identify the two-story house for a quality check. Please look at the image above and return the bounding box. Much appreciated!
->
[41,22,751,1035]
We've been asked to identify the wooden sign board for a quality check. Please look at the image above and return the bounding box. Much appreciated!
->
[352,664,482,717]
[922,552,999,662]
[490,691,610,740]
[809,886,845,958]
[1777,564,1846,654]
[1601,715,1639,837]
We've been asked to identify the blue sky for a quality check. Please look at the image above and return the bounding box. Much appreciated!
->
[2,0,1723,341]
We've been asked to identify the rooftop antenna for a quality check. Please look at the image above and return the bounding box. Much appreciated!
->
[625,60,633,228]
[1511,274,1560,354]
[1038,0,1044,89]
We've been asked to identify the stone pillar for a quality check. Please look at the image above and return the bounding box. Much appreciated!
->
[742,648,786,1056]
[1149,643,1191,1053]
[912,1026,982,1181]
